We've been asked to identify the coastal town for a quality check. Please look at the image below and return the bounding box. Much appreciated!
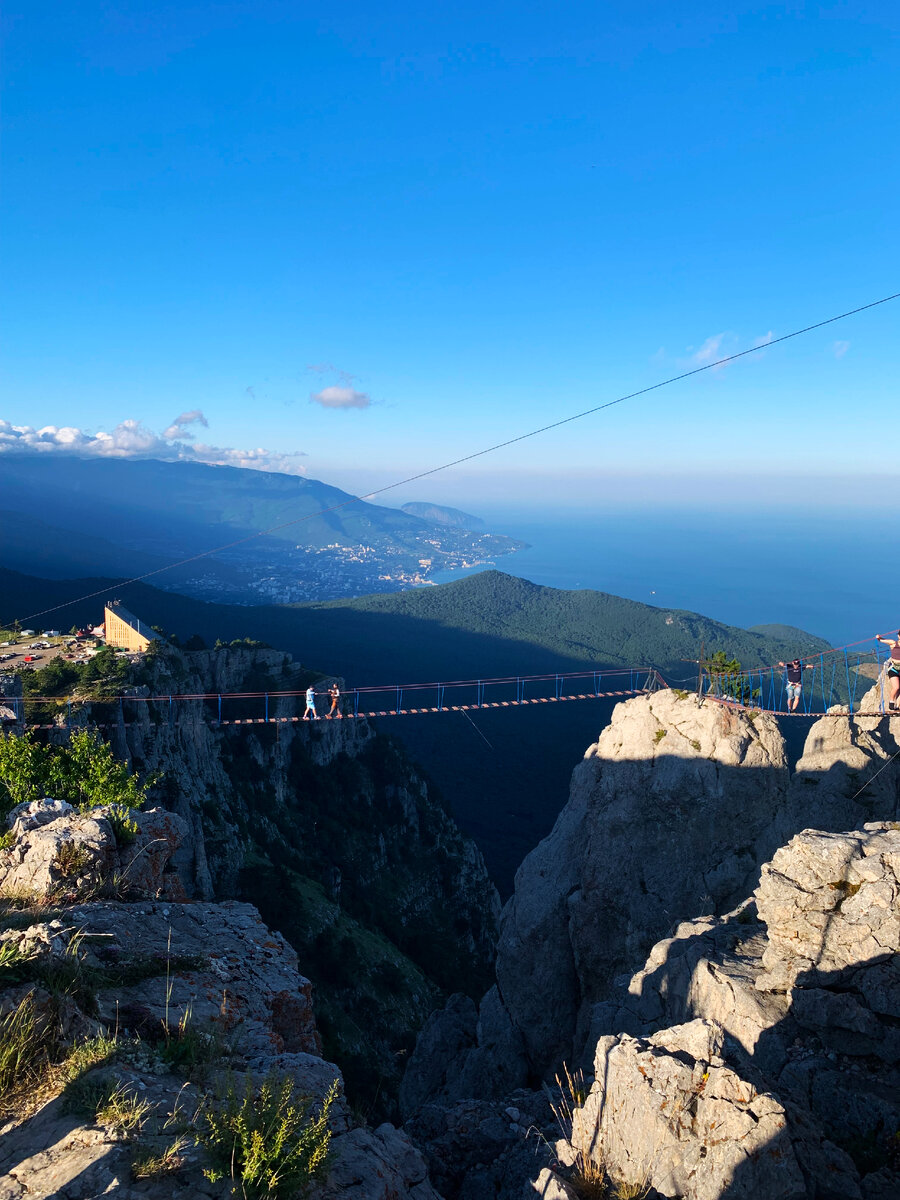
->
[172,528,528,604]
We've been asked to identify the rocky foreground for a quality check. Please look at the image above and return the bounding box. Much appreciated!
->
[0,798,438,1199]
[403,684,900,1199]
[2,679,899,1198]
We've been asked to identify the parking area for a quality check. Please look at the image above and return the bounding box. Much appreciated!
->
[0,636,99,671]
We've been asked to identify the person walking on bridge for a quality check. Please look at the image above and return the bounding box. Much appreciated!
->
[303,685,319,721]
[327,683,342,719]
[875,632,900,711]
[778,659,814,713]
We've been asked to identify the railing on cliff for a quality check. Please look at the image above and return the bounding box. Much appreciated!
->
[700,641,897,717]
[2,666,666,730]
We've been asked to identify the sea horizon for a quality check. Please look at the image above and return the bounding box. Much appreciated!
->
[428,504,900,650]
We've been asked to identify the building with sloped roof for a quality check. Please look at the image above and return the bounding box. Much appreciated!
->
[103,603,161,652]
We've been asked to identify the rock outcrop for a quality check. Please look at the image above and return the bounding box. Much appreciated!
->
[0,802,442,1199]
[0,800,188,901]
[403,688,900,1198]
[405,689,900,1107]
[531,824,900,1199]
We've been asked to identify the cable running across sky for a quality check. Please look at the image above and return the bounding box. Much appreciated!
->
[14,288,900,626]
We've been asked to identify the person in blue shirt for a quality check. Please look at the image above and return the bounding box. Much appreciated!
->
[303,685,319,721]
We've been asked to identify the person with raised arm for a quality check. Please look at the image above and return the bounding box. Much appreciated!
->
[875,631,900,711]
[777,658,815,713]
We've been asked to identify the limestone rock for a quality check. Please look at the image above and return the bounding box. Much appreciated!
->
[405,1091,554,1200]
[755,824,900,1003]
[319,1124,441,1199]
[400,987,528,1117]
[0,811,115,898]
[5,798,74,837]
[94,804,190,899]
[495,690,789,1077]
[528,1169,578,1199]
[571,1019,809,1200]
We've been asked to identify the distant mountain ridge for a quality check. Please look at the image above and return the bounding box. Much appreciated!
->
[0,456,524,603]
[400,502,485,529]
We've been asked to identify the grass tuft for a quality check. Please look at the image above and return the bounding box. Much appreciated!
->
[200,1072,338,1199]
[132,1135,190,1179]
[0,992,55,1111]
[65,1072,151,1135]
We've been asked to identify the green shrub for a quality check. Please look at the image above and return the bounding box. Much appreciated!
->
[0,830,15,853]
[0,730,152,820]
[200,1072,337,1198]
[106,804,139,846]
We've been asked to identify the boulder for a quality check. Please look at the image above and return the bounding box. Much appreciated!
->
[568,1019,810,1200]
[755,824,900,1003]
[93,804,190,899]
[5,798,75,837]
[0,811,114,898]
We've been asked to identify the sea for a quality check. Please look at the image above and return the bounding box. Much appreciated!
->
[430,505,897,650]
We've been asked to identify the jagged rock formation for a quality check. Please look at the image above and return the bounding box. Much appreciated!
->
[540,822,900,1198]
[0,800,442,1199]
[402,683,900,1199]
[57,644,500,1116]
[0,801,187,901]
[404,686,900,1111]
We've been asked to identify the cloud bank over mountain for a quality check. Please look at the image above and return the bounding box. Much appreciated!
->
[0,415,307,475]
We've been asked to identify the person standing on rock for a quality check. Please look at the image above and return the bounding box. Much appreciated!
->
[303,685,319,721]
[327,683,342,719]
[875,632,900,710]
[778,659,814,713]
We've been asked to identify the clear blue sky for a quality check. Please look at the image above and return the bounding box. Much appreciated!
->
[1,1,897,508]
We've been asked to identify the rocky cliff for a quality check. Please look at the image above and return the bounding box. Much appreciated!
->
[401,681,900,1199]
[47,644,500,1116]
[0,798,442,1199]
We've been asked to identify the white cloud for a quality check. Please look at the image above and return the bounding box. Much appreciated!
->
[691,334,726,365]
[833,340,850,359]
[310,386,371,410]
[0,417,307,475]
[162,409,209,440]
[753,331,774,348]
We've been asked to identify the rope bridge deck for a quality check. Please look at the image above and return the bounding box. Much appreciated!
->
[3,667,664,731]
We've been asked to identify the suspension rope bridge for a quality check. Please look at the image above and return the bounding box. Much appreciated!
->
[698,637,900,717]
[1,667,665,731]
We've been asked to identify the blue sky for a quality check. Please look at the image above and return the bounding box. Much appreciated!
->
[1,1,897,509]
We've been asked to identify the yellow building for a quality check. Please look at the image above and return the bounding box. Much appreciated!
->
[103,603,160,652]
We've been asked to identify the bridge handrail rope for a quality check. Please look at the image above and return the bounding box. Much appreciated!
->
[699,640,900,717]
[4,665,665,729]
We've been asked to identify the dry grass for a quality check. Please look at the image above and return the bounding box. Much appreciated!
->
[131,1136,190,1179]
[547,1064,607,1199]
[0,992,54,1111]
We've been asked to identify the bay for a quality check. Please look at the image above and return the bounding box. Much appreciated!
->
[430,506,898,649]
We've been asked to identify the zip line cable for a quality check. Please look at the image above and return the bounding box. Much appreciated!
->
[13,289,900,627]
